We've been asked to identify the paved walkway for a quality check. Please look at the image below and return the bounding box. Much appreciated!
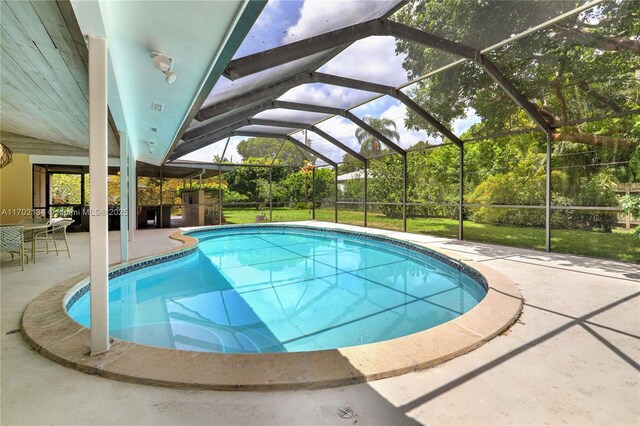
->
[2,223,638,425]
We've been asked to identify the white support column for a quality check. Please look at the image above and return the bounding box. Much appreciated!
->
[88,35,109,355]
[119,131,129,262]
[128,142,136,242]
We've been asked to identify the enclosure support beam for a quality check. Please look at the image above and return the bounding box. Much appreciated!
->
[312,167,316,220]
[395,92,463,147]
[269,167,273,222]
[545,132,552,252]
[218,170,223,225]
[119,131,129,262]
[334,165,338,223]
[238,117,368,163]
[313,73,463,148]
[459,143,464,240]
[128,143,136,242]
[187,74,459,156]
[403,154,407,232]
[311,126,367,163]
[364,161,368,227]
[270,139,288,222]
[159,167,163,229]
[346,112,405,156]
[176,106,369,162]
[88,35,109,355]
[197,73,311,121]
[219,137,231,226]
[215,18,550,132]
[223,19,476,80]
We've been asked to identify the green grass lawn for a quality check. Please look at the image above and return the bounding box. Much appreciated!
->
[223,207,639,263]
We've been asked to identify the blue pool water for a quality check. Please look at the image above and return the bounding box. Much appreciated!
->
[68,227,486,353]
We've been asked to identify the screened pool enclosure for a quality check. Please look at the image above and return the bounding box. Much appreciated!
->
[165,0,639,262]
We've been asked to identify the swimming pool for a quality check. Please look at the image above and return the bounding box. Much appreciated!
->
[67,226,487,353]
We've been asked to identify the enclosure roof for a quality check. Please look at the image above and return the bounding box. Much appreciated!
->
[138,161,230,179]
[167,0,637,166]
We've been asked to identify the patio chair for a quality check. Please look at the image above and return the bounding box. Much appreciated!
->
[0,226,26,271]
[33,219,73,262]
[19,218,51,259]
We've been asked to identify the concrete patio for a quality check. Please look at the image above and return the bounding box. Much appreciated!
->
[2,223,638,425]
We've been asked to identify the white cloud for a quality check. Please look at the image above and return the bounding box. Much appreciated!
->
[378,103,442,148]
[318,36,409,87]
[279,83,376,109]
[181,136,245,163]
[285,1,401,42]
[316,116,362,159]
[452,109,481,136]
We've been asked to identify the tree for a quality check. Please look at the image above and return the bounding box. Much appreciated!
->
[620,195,640,239]
[355,117,400,157]
[394,0,639,151]
[300,160,314,202]
[236,137,315,164]
[50,173,81,204]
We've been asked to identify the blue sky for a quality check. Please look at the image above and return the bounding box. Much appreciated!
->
[187,0,480,164]
[232,0,304,58]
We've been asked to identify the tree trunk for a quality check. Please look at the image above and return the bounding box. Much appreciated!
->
[553,27,640,54]
[552,131,635,151]
[577,81,622,113]
[552,55,569,123]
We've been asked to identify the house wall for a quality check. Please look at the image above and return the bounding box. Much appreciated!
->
[0,153,32,224]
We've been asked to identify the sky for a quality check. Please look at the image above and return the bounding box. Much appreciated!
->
[185,0,480,164]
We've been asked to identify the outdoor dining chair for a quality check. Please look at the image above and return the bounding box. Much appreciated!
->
[0,226,26,271]
[33,219,73,262]
[20,218,51,259]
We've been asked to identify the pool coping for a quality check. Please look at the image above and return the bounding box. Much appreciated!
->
[21,223,523,391]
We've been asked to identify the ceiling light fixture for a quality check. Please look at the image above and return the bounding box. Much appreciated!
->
[145,141,156,154]
[150,50,177,84]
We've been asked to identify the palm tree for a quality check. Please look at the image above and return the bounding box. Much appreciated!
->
[355,117,400,157]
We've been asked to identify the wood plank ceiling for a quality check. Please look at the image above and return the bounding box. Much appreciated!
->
[0,0,119,156]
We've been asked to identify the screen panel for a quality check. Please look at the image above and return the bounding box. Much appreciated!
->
[313,165,336,223]
[366,153,404,232]
[177,137,230,164]
[316,36,411,87]
[406,144,460,239]
[402,63,533,140]
[278,82,379,110]
[253,108,332,124]
[289,130,345,164]
[337,162,365,226]
[315,116,375,162]
[487,2,640,125]
[391,1,590,51]
[235,0,403,58]
[351,95,445,151]
[203,52,330,108]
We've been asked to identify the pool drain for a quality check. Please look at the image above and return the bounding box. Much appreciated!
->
[337,406,356,419]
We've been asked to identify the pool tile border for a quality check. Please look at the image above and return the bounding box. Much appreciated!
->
[187,224,489,289]
[22,223,522,391]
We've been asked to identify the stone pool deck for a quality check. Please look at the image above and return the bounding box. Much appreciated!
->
[2,221,639,425]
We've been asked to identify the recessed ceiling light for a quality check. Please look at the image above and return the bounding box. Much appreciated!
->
[151,102,163,112]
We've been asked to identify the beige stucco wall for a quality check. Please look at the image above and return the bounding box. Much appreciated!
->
[0,153,32,224]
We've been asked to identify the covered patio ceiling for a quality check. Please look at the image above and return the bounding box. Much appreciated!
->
[1,0,266,166]
[169,0,638,167]
[35,161,230,180]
